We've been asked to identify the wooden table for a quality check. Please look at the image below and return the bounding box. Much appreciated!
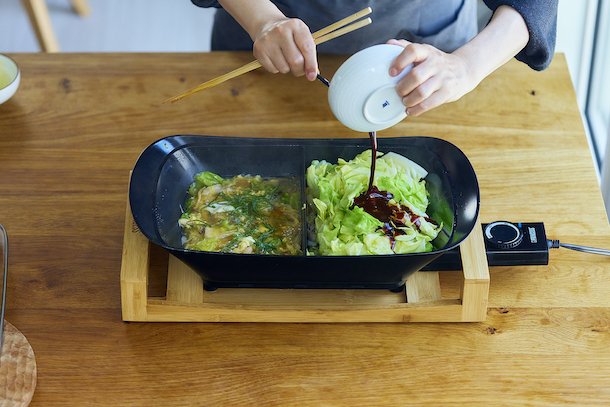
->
[1,52,609,406]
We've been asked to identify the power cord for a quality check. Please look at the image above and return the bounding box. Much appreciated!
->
[548,239,610,256]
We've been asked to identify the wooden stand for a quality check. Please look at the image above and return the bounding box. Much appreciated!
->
[0,321,37,406]
[121,198,490,323]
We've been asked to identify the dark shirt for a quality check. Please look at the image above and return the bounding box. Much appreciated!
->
[192,0,557,71]
[482,0,558,70]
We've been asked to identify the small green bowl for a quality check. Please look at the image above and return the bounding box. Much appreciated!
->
[0,54,20,105]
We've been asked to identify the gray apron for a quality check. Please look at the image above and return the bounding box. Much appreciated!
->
[211,0,478,54]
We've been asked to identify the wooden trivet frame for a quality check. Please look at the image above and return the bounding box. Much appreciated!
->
[0,321,37,406]
[121,195,489,323]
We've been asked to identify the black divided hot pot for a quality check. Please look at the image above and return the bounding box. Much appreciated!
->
[129,135,480,291]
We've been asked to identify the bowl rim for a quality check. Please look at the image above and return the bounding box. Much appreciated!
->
[0,54,20,90]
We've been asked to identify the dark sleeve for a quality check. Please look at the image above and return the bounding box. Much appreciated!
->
[191,0,222,7]
[482,0,558,71]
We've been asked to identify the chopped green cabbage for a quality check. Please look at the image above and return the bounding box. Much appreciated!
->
[306,149,441,256]
[188,171,225,196]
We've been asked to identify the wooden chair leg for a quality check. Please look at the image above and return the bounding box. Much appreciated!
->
[69,0,91,17]
[20,0,60,52]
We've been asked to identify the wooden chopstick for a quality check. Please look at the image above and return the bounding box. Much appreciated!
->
[314,17,371,45]
[311,7,371,40]
[164,8,372,104]
[164,60,263,104]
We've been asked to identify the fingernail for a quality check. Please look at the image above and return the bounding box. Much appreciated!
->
[389,67,398,77]
[405,108,410,116]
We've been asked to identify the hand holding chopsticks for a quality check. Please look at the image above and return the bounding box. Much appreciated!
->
[164,7,372,104]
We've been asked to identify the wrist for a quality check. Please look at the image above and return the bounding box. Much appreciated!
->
[252,17,291,43]
[452,5,529,86]
[217,0,287,41]
[451,44,485,91]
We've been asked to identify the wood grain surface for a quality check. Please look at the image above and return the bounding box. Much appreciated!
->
[0,52,609,406]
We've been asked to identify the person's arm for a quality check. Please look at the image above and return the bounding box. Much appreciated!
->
[389,5,529,117]
[216,0,318,81]
[483,0,558,71]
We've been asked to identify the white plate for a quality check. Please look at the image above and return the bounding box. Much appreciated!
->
[328,44,412,132]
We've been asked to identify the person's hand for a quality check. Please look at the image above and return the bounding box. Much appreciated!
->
[387,39,476,117]
[252,18,318,81]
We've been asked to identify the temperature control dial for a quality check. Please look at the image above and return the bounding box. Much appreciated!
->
[484,221,523,249]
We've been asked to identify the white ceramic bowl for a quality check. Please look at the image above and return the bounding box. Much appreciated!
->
[328,44,413,133]
[0,54,20,105]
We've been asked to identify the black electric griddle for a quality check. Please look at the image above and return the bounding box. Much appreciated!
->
[129,135,480,291]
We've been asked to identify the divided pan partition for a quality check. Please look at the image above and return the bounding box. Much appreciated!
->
[129,135,480,291]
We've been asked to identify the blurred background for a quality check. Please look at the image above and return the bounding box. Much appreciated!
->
[1,0,609,216]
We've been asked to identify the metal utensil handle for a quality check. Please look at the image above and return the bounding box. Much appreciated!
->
[0,224,7,355]
[317,74,330,87]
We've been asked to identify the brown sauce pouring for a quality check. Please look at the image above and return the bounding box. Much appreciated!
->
[317,75,434,252]
[352,131,435,252]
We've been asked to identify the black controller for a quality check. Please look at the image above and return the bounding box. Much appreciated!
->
[422,221,549,271]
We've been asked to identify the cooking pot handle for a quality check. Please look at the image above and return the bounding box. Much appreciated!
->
[128,137,186,246]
